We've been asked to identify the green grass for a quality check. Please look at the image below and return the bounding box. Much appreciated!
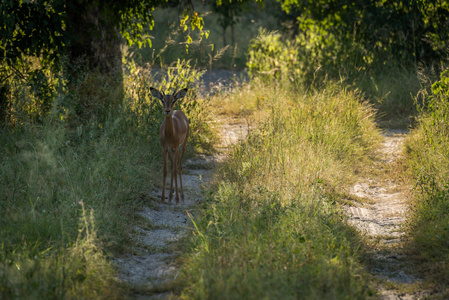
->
[403,69,449,296]
[0,59,214,298]
[0,11,438,296]
[176,80,381,299]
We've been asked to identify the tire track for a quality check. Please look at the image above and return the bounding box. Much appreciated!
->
[345,129,426,299]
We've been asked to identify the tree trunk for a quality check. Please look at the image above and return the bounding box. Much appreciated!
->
[231,23,235,46]
[223,26,227,48]
[0,83,10,126]
[65,1,123,121]
[65,2,122,74]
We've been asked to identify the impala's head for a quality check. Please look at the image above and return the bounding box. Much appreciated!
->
[150,87,188,116]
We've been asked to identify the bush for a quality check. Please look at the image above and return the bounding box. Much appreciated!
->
[247,30,302,85]
[247,28,369,88]
[124,57,216,152]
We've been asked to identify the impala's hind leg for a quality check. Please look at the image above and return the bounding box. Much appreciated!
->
[172,149,180,204]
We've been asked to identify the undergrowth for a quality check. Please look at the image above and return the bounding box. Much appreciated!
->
[405,68,449,295]
[177,80,381,299]
[247,30,421,127]
[133,1,279,70]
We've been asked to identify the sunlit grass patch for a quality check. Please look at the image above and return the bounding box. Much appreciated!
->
[404,69,449,295]
[218,81,380,192]
[177,80,381,298]
[181,185,371,299]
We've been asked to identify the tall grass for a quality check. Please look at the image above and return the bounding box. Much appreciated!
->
[0,108,157,298]
[0,57,213,298]
[0,202,118,299]
[404,68,449,293]
[177,80,381,298]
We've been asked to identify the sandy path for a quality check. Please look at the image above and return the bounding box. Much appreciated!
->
[345,129,425,299]
[112,167,209,299]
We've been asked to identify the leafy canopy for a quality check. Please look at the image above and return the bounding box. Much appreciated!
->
[0,0,206,67]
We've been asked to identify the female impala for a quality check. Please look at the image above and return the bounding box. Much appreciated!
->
[150,87,189,204]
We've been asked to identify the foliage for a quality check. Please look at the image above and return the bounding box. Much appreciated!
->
[0,56,62,125]
[125,57,215,152]
[0,0,204,65]
[178,80,380,298]
[247,30,302,84]
[246,27,369,87]
[405,68,449,291]
[0,0,66,66]
[3,0,449,128]
[133,2,279,71]
[0,0,208,126]
[247,29,424,124]
[277,0,449,66]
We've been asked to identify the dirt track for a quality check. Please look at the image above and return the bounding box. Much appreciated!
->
[113,116,248,298]
[345,129,426,299]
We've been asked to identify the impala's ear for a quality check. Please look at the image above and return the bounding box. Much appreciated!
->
[150,87,164,100]
[173,88,188,101]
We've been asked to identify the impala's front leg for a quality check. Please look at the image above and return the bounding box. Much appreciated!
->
[173,148,180,204]
[178,157,184,202]
[161,149,168,203]
[168,153,174,203]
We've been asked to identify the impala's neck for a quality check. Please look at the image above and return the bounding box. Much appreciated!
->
[163,113,175,138]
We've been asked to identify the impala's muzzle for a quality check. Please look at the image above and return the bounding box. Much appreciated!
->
[165,110,171,115]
